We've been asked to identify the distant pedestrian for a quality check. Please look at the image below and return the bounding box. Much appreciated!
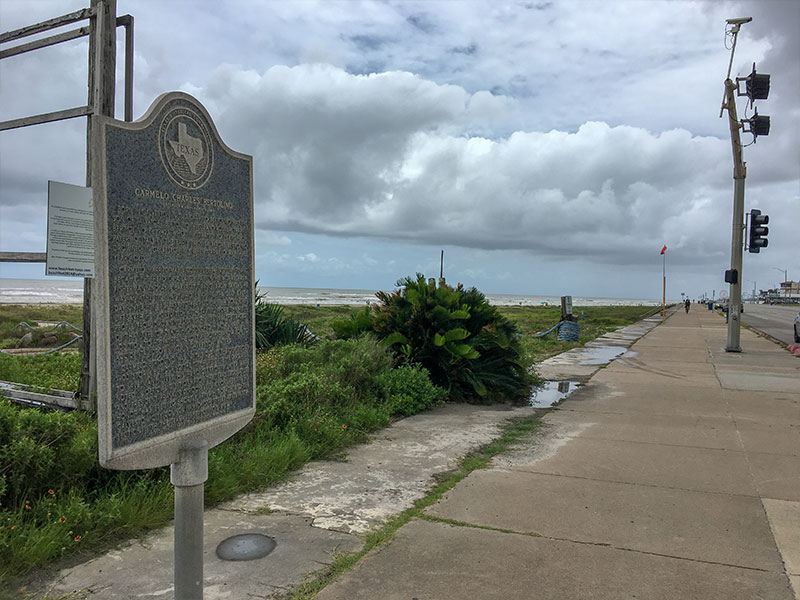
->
[684,299,690,313]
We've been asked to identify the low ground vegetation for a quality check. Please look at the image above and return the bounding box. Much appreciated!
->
[0,305,82,352]
[0,296,657,590]
[0,335,443,588]
[497,304,661,363]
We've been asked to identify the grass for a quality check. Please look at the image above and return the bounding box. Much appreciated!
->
[497,305,662,363]
[281,305,364,340]
[289,416,542,600]
[0,305,83,351]
[0,336,444,592]
[0,352,81,392]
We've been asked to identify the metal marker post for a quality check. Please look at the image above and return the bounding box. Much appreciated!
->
[171,446,208,600]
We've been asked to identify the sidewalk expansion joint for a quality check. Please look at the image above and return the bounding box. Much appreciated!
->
[549,432,758,454]
[420,514,774,574]
[505,469,760,499]
[419,513,541,538]
[554,407,727,419]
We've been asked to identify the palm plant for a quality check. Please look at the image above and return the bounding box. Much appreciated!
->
[333,274,532,402]
[254,287,317,350]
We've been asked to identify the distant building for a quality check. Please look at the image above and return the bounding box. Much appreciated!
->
[759,281,799,303]
[779,280,799,298]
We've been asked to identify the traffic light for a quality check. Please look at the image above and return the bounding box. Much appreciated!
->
[743,108,770,140]
[737,63,770,142]
[745,64,770,101]
[748,209,769,253]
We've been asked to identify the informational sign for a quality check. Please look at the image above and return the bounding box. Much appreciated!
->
[46,181,94,278]
[93,92,255,470]
[561,295,573,320]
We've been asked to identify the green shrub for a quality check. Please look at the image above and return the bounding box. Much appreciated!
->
[375,365,446,416]
[331,306,373,339]
[254,289,317,350]
[251,336,445,458]
[0,352,82,392]
[0,403,100,509]
[0,321,447,586]
[333,274,534,403]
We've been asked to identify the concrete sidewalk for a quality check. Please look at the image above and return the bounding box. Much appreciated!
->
[318,308,800,599]
[35,317,663,599]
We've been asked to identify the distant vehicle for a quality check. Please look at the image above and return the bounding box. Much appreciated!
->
[794,312,800,343]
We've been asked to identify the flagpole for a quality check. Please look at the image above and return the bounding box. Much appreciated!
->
[662,249,666,322]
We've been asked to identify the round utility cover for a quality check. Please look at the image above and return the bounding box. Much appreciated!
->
[216,533,276,561]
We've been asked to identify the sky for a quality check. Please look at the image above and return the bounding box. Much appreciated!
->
[1,0,798,301]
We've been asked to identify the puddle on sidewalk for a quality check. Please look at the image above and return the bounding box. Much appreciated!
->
[578,345,628,365]
[528,380,580,408]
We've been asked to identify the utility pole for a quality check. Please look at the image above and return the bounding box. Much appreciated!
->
[720,17,749,352]
[720,17,771,350]
[723,74,745,351]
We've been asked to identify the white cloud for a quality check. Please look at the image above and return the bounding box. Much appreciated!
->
[0,0,797,298]
[182,63,737,266]
[256,231,292,246]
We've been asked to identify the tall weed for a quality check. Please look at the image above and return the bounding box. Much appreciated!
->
[1,335,446,586]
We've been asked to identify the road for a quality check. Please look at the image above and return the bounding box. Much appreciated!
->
[740,303,799,346]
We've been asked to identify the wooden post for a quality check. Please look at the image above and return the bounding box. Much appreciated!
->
[81,0,116,411]
[560,296,574,322]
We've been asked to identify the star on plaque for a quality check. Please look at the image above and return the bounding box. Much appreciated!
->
[168,122,204,174]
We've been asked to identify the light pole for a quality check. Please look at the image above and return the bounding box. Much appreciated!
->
[773,267,788,298]
[720,16,771,352]
[721,19,747,352]
[745,279,758,303]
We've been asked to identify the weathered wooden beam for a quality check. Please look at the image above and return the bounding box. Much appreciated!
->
[118,14,133,121]
[82,0,117,412]
[0,384,78,410]
[0,381,75,399]
[0,7,93,44]
[0,25,89,60]
[0,251,46,263]
[0,106,91,132]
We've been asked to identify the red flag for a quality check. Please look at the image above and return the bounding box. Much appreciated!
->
[660,245,667,255]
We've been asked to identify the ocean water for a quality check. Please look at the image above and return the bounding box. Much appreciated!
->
[0,278,659,307]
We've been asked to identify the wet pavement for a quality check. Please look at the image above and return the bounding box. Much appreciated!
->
[528,380,580,408]
[318,307,799,600]
[536,315,662,382]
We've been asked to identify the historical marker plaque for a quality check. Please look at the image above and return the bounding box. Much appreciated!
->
[94,92,255,469]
